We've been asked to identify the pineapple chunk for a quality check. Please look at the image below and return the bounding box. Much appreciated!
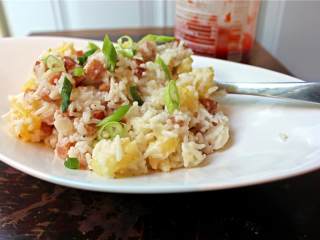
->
[176,57,193,75]
[22,78,38,92]
[91,136,147,178]
[9,95,41,142]
[194,67,216,98]
[179,86,199,113]
[178,67,217,98]
[145,135,180,170]
[56,42,76,56]
[42,42,76,59]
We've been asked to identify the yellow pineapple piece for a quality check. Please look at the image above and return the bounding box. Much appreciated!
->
[176,57,193,75]
[179,86,199,113]
[91,137,147,178]
[9,96,42,142]
[145,136,180,170]
[56,42,76,56]
[22,78,38,92]
[178,67,217,98]
[194,67,215,98]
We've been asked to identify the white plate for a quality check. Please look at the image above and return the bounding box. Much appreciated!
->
[0,37,320,193]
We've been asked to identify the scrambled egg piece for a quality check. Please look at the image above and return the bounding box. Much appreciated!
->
[91,136,147,178]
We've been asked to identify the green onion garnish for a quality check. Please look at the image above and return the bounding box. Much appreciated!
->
[88,42,100,51]
[115,35,136,58]
[73,67,84,77]
[117,35,134,49]
[64,157,80,169]
[98,121,126,140]
[78,49,96,65]
[61,77,72,112]
[77,41,100,65]
[164,80,180,114]
[102,34,117,72]
[46,55,65,72]
[116,48,136,58]
[129,86,144,106]
[97,104,130,127]
[155,56,172,80]
[97,104,130,140]
[140,34,176,44]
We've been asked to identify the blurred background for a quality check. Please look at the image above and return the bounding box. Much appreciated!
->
[0,0,319,81]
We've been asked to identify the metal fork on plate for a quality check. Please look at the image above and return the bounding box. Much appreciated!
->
[216,81,320,105]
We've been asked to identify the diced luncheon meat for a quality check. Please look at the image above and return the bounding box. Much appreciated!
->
[48,72,62,85]
[199,98,218,114]
[98,83,110,92]
[85,59,105,83]
[41,122,53,136]
[138,41,157,62]
[42,115,55,126]
[92,110,105,120]
[85,124,97,136]
[74,76,86,87]
[39,88,51,102]
[134,59,146,78]
[63,56,76,72]
[76,50,84,57]
[55,141,75,159]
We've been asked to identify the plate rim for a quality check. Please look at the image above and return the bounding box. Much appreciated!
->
[0,36,318,193]
[1,150,320,193]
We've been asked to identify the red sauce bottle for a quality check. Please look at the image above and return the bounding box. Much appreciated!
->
[175,0,260,62]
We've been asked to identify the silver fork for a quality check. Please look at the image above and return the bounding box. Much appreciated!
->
[216,81,320,105]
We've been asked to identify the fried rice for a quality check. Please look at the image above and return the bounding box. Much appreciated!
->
[3,34,230,178]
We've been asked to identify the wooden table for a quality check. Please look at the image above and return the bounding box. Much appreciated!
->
[1,28,319,240]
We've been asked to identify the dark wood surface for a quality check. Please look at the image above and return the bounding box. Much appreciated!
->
[1,28,319,240]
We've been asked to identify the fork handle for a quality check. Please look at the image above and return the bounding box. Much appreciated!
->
[216,81,320,104]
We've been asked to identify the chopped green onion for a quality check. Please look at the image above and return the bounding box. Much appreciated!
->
[117,35,134,49]
[78,41,101,65]
[129,86,144,106]
[164,80,180,114]
[61,77,72,112]
[98,121,126,140]
[46,55,65,72]
[155,56,172,80]
[64,157,80,169]
[73,67,84,77]
[88,42,100,51]
[102,34,117,72]
[78,49,96,65]
[114,35,136,58]
[97,104,130,139]
[97,104,130,127]
[115,47,136,58]
[140,34,176,44]
[77,55,86,65]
